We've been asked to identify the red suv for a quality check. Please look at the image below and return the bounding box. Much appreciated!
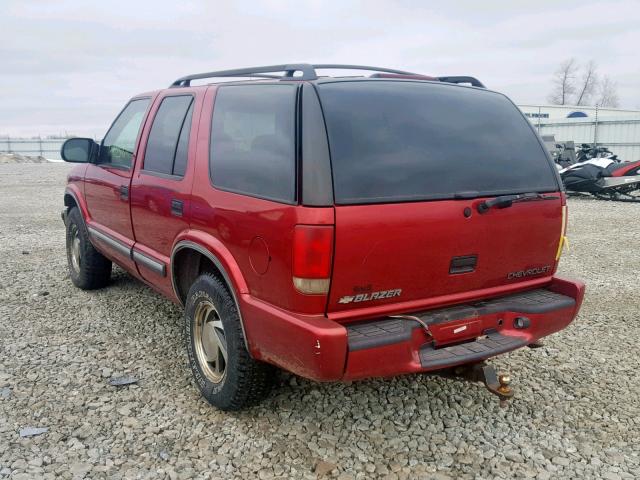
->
[61,64,585,410]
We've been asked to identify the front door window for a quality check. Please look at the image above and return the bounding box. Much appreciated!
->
[99,98,150,168]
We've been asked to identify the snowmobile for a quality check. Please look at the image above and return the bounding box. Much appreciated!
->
[560,154,640,202]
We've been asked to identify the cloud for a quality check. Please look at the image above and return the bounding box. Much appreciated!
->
[1,0,638,136]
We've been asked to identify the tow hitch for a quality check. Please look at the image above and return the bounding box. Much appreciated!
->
[451,362,514,407]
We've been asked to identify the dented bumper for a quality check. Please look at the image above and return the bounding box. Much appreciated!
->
[239,276,585,382]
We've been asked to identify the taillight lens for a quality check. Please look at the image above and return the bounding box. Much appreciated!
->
[292,225,333,294]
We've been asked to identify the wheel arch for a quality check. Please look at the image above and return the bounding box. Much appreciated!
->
[64,192,77,209]
[64,187,89,221]
[171,239,252,354]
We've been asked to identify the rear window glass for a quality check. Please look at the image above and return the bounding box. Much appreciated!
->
[209,84,296,203]
[317,81,558,204]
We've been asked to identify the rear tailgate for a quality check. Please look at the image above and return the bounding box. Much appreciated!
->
[328,196,563,313]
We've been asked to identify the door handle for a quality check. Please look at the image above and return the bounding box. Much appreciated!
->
[171,199,184,217]
[119,185,129,200]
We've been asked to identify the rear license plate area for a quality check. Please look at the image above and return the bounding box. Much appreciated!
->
[429,318,483,346]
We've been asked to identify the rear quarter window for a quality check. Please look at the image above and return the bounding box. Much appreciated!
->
[144,95,194,177]
[209,84,297,203]
[317,81,559,204]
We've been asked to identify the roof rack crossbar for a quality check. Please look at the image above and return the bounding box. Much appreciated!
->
[437,76,486,88]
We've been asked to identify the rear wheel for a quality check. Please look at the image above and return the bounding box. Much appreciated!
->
[185,274,275,410]
[65,207,112,289]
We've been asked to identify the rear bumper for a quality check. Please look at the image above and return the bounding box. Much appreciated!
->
[240,276,585,382]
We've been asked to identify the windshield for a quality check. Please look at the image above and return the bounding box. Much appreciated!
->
[317,81,559,204]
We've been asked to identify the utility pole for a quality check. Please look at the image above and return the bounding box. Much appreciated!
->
[594,105,599,148]
[537,107,542,132]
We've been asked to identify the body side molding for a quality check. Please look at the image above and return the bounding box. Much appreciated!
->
[132,249,166,276]
[87,226,131,258]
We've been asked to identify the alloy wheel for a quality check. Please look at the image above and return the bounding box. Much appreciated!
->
[193,300,228,383]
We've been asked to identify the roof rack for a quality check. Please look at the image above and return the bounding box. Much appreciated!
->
[170,64,486,88]
[437,76,486,88]
[370,73,438,80]
[313,64,418,77]
[170,64,316,87]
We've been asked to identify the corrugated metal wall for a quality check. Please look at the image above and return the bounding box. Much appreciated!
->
[519,104,640,120]
[535,117,640,161]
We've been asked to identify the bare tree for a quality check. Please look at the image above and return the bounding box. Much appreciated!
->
[596,75,620,108]
[574,60,598,106]
[547,58,578,105]
[548,59,623,108]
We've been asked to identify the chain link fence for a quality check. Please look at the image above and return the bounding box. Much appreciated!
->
[0,137,68,160]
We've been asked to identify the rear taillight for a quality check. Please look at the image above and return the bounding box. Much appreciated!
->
[292,225,333,294]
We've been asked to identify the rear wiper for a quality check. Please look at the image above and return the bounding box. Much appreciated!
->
[477,192,559,214]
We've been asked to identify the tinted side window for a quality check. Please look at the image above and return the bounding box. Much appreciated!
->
[100,98,150,168]
[210,85,297,203]
[173,101,194,177]
[144,96,194,176]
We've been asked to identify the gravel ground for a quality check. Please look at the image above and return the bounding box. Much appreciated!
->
[1,163,639,480]
[0,154,49,164]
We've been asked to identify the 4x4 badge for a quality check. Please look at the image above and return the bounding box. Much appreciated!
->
[338,289,402,304]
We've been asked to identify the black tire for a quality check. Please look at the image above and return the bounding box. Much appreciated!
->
[65,207,112,290]
[185,273,275,410]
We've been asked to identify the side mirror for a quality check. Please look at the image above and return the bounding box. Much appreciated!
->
[61,138,97,163]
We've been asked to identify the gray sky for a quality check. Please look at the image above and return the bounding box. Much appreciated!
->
[2,0,639,137]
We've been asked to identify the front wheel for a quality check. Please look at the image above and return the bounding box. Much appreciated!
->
[65,207,112,289]
[185,274,275,410]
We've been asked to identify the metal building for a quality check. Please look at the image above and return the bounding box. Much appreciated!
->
[517,104,640,161]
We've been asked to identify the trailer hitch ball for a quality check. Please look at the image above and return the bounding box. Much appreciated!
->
[472,363,514,407]
[497,374,512,408]
[448,362,515,407]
